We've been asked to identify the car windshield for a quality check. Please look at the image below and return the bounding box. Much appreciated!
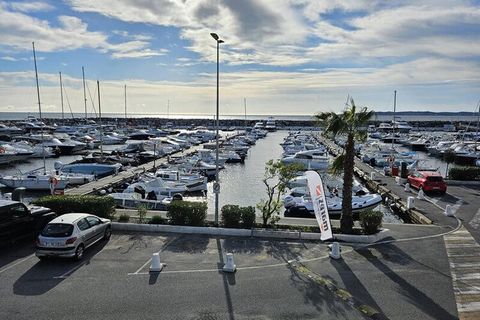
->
[41,223,74,238]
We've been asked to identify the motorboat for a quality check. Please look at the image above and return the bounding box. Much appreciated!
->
[54,161,122,178]
[0,173,68,191]
[265,117,277,131]
[283,193,383,218]
[281,149,329,170]
[129,130,154,140]
[124,177,188,197]
[154,169,207,192]
[108,192,175,210]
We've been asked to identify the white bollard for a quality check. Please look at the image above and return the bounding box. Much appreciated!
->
[149,253,164,272]
[407,196,415,209]
[329,242,342,260]
[417,188,425,200]
[370,172,376,180]
[404,183,411,192]
[444,205,455,217]
[395,177,401,185]
[223,253,236,273]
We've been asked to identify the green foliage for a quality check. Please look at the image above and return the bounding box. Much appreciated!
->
[137,204,148,224]
[118,214,130,223]
[448,167,480,181]
[257,160,305,228]
[221,205,256,229]
[166,201,207,226]
[32,195,115,218]
[315,97,374,234]
[359,210,383,235]
[221,205,242,228]
[240,206,256,229]
[148,215,167,225]
[330,154,345,176]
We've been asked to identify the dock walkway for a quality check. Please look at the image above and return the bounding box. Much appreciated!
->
[65,133,240,196]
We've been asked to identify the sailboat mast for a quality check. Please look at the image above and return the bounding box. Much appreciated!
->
[124,84,127,119]
[244,97,247,132]
[82,66,87,121]
[167,99,170,118]
[32,42,46,174]
[392,90,396,150]
[97,80,103,160]
[59,72,64,125]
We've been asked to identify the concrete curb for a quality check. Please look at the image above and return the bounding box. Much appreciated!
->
[112,222,390,243]
[333,229,391,243]
[446,180,480,186]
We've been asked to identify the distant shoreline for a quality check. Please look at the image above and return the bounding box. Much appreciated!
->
[0,111,478,122]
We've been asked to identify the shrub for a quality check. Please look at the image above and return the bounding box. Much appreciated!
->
[221,205,242,228]
[448,167,480,181]
[359,210,383,235]
[148,215,167,225]
[137,205,148,224]
[33,195,115,218]
[221,205,256,229]
[118,214,130,223]
[240,206,256,229]
[167,201,207,226]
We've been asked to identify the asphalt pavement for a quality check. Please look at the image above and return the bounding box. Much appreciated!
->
[0,227,462,320]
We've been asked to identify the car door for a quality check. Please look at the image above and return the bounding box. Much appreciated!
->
[410,173,420,188]
[10,204,35,241]
[77,218,95,247]
[85,216,104,242]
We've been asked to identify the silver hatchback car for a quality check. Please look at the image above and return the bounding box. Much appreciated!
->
[36,213,111,260]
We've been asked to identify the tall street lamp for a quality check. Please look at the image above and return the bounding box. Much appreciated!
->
[211,32,224,226]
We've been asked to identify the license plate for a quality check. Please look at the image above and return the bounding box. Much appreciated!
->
[432,187,440,190]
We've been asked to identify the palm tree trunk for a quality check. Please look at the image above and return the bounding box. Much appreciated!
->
[341,133,355,233]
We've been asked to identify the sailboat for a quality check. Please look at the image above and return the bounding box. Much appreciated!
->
[0,42,69,192]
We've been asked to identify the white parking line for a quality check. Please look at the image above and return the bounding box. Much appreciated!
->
[130,236,179,275]
[0,254,35,275]
[469,208,480,230]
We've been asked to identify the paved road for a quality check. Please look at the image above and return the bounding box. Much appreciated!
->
[0,229,461,320]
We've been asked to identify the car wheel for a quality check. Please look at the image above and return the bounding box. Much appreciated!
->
[103,226,112,240]
[74,244,84,261]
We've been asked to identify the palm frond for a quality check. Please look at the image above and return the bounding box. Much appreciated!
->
[329,154,345,176]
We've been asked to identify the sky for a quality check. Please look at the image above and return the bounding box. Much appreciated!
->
[0,0,479,117]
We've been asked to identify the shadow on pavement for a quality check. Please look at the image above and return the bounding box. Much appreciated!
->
[13,240,108,296]
[330,258,387,317]
[357,245,457,320]
[286,263,354,318]
[0,239,35,270]
[217,238,235,320]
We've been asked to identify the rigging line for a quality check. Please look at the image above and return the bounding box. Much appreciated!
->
[62,85,75,119]
[86,81,98,117]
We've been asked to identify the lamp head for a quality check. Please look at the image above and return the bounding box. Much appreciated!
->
[210,33,219,41]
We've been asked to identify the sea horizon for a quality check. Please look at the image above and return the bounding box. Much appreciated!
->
[0,111,478,122]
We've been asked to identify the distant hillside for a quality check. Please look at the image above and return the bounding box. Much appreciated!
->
[374,111,478,116]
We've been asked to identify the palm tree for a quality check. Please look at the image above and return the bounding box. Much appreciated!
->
[315,98,374,233]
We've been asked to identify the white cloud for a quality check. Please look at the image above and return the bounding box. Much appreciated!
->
[6,1,54,12]
[0,5,164,59]
[1,57,478,115]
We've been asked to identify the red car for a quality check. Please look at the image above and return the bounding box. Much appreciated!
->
[407,171,447,194]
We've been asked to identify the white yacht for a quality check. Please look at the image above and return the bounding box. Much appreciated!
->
[154,169,207,192]
[281,149,329,170]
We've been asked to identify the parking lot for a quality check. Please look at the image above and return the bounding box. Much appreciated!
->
[0,230,458,320]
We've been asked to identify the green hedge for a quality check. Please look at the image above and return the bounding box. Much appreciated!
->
[448,167,480,181]
[118,214,130,222]
[167,201,207,226]
[32,195,115,218]
[359,210,383,235]
[148,215,167,225]
[221,205,256,229]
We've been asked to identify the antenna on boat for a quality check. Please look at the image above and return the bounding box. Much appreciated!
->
[124,84,127,120]
[59,72,64,125]
[32,42,46,175]
[392,90,397,151]
[82,66,87,121]
[97,80,104,161]
[244,97,247,132]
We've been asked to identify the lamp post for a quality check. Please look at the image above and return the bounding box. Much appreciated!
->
[211,32,224,226]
